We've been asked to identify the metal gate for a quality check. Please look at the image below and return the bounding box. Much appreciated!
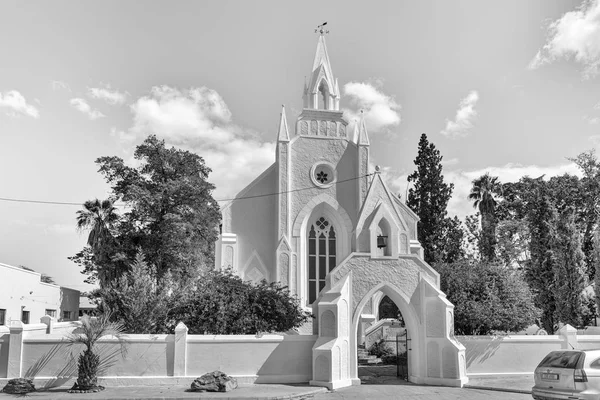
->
[396,330,410,380]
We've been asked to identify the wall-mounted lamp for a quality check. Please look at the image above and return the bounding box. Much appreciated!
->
[377,235,388,249]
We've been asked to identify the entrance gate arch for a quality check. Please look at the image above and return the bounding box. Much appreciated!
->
[309,254,468,390]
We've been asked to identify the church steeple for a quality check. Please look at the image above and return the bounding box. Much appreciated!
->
[303,34,340,111]
[295,30,348,139]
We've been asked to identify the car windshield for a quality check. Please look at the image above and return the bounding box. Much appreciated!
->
[538,351,583,369]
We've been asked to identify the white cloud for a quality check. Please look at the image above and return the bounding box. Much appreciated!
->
[342,81,401,133]
[585,115,600,124]
[88,85,128,105]
[51,80,70,91]
[442,157,460,167]
[70,98,105,120]
[594,101,600,110]
[0,90,40,118]
[528,0,600,78]
[441,91,479,138]
[124,85,275,200]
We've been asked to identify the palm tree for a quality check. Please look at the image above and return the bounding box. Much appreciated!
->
[66,314,125,392]
[76,198,119,252]
[76,198,120,285]
[468,173,502,261]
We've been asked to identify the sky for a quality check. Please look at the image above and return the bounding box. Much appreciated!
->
[1,0,599,291]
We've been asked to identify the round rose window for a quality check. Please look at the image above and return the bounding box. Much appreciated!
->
[310,162,337,188]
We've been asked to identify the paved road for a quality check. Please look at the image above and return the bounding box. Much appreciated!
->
[309,365,533,400]
[312,384,531,400]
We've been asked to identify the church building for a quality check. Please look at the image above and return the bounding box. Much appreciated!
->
[215,33,467,389]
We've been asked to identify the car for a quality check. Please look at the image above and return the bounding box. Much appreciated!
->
[533,349,600,400]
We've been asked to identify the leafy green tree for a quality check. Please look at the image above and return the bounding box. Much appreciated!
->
[438,260,539,335]
[569,150,600,280]
[524,180,559,333]
[94,249,178,333]
[468,173,502,261]
[171,269,311,334]
[463,213,481,260]
[378,296,401,321]
[593,230,600,318]
[72,135,221,285]
[40,274,56,284]
[553,209,588,327]
[496,219,530,269]
[407,134,454,265]
[438,216,465,263]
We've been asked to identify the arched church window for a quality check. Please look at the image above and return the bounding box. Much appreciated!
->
[308,217,336,304]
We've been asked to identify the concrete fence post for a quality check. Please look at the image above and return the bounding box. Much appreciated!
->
[558,324,578,350]
[40,315,54,334]
[7,321,24,378]
[173,322,188,377]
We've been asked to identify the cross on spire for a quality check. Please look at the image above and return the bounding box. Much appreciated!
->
[315,22,329,35]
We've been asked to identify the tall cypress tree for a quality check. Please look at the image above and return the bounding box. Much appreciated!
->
[525,180,559,333]
[553,208,587,327]
[407,133,454,265]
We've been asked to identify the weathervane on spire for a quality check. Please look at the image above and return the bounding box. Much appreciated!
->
[315,22,329,35]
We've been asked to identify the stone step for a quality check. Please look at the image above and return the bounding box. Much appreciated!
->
[357,355,379,362]
[358,357,382,365]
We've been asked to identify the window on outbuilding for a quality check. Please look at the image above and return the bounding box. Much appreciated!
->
[21,310,29,324]
[0,309,5,325]
[62,311,72,321]
[45,309,56,318]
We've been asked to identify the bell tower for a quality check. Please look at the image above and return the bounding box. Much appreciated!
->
[296,31,347,139]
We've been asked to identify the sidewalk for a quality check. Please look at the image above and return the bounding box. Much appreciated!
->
[0,384,327,400]
[0,375,535,399]
[465,374,534,394]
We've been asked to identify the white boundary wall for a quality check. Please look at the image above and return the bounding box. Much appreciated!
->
[0,321,316,387]
[3,321,599,387]
[457,325,599,376]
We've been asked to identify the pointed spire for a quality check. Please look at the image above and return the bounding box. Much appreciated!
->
[352,119,360,143]
[306,34,339,110]
[312,35,334,77]
[277,105,290,142]
[358,110,370,146]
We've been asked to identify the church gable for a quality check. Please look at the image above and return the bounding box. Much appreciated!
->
[355,173,409,254]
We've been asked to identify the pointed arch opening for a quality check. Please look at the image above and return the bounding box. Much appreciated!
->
[295,198,351,307]
[376,218,392,257]
[352,283,420,384]
[318,80,330,110]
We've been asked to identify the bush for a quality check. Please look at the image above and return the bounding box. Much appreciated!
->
[169,269,312,334]
[437,260,540,335]
[368,339,393,358]
[382,351,407,365]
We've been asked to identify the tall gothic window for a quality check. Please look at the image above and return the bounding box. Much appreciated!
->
[308,217,336,304]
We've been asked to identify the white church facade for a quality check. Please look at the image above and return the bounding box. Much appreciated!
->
[215,34,467,389]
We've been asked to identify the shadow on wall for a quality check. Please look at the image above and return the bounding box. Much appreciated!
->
[255,338,314,383]
[24,342,76,388]
[22,341,130,389]
[463,337,504,369]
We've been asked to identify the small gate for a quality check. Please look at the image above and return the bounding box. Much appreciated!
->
[396,330,410,380]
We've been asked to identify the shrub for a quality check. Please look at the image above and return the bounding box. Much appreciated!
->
[368,339,393,358]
